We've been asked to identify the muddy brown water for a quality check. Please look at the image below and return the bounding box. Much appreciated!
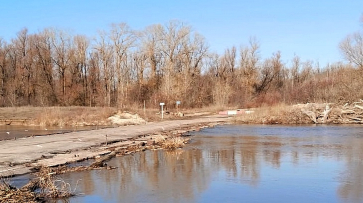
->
[13,124,363,203]
[0,125,110,140]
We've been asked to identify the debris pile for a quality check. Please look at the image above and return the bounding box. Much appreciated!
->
[108,112,147,126]
[296,100,363,124]
[0,166,75,203]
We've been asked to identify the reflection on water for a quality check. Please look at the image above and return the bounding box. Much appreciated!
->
[60,125,363,203]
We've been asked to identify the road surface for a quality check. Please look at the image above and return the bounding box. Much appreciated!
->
[0,115,229,177]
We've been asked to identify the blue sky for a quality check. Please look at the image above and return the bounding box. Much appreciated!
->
[0,0,362,66]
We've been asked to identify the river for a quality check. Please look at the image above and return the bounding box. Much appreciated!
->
[55,124,363,203]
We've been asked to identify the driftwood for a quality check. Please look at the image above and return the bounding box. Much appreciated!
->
[90,151,117,168]
[348,117,362,122]
[299,101,363,124]
[322,105,331,123]
[341,110,355,114]
[302,110,317,123]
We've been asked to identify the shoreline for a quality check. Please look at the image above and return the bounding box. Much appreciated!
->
[0,115,230,178]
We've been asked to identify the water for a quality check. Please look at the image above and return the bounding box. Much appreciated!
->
[0,125,109,140]
[59,125,363,203]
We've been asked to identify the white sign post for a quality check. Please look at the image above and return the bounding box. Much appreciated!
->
[176,101,181,112]
[160,103,165,119]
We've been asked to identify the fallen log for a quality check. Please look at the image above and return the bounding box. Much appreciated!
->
[302,110,317,123]
[90,151,116,168]
[322,105,331,123]
[341,110,355,114]
[348,116,363,122]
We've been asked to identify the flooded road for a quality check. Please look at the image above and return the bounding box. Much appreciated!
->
[59,125,363,203]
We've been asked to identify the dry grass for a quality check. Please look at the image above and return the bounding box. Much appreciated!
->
[0,106,46,120]
[119,102,164,122]
[124,104,232,122]
[33,107,116,126]
[0,166,76,202]
[182,105,224,114]
[0,104,225,126]
[34,166,75,199]
[0,106,117,127]
[0,182,38,203]
[153,134,166,144]
[162,137,188,150]
[233,104,312,124]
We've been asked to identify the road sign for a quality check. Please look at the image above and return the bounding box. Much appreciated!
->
[160,102,165,119]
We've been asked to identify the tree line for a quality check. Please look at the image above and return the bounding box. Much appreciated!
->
[0,21,362,108]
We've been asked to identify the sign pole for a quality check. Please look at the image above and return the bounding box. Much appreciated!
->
[161,105,164,119]
[160,103,165,119]
[176,101,181,112]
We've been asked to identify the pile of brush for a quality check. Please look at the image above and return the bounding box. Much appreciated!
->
[299,100,363,124]
[0,167,75,203]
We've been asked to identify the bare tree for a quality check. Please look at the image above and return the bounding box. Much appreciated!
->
[339,32,363,68]
[32,30,58,105]
[109,23,136,108]
[139,24,165,106]
[94,31,114,107]
[69,35,90,105]
[9,28,36,105]
[254,52,282,94]
[239,38,260,102]
[128,50,149,103]
[88,51,102,106]
[4,22,363,108]
[48,28,73,104]
[0,38,9,106]
[140,25,163,81]
[179,32,208,107]
[159,21,191,103]
[290,55,300,89]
